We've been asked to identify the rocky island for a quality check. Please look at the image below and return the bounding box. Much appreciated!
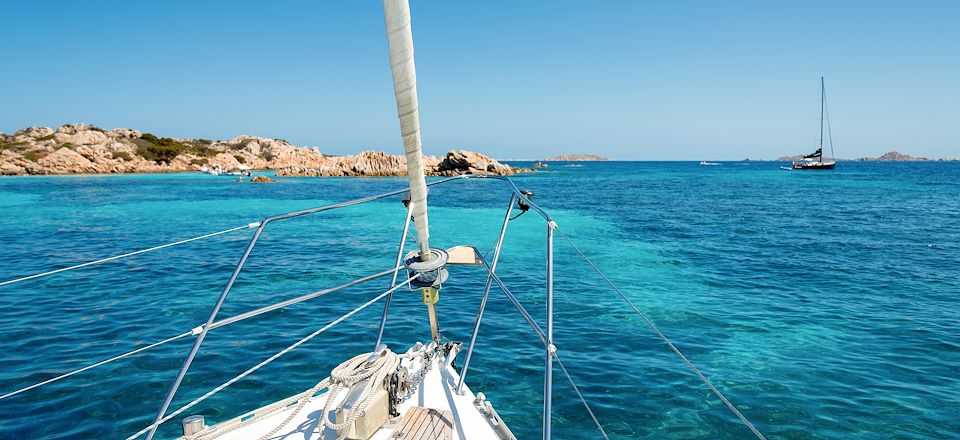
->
[542,154,610,161]
[0,124,528,177]
[853,151,932,161]
[777,151,956,162]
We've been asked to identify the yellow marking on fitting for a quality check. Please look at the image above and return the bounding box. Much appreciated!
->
[421,287,439,305]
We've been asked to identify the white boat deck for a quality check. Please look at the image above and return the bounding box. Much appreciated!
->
[189,350,509,440]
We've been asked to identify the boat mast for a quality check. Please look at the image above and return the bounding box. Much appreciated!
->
[824,78,836,161]
[819,76,825,161]
[383,0,448,344]
[383,0,432,262]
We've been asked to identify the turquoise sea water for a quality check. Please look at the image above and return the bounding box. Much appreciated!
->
[0,162,957,439]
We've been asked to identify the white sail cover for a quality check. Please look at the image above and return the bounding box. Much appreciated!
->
[383,0,431,259]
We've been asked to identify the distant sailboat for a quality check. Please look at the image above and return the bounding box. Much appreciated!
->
[791,77,836,170]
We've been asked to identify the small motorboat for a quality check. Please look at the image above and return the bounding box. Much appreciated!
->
[200,164,222,175]
[699,161,720,166]
[221,165,252,177]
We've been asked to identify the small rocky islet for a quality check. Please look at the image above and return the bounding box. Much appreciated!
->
[776,151,956,161]
[542,154,610,161]
[0,124,530,177]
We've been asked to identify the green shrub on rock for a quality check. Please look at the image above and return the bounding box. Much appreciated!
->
[136,133,215,164]
[112,151,133,161]
[23,151,46,162]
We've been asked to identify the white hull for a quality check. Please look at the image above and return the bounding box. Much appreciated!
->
[184,345,511,440]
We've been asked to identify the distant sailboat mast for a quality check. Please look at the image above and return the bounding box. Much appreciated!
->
[824,77,835,161]
[818,76,836,161]
[819,76,825,161]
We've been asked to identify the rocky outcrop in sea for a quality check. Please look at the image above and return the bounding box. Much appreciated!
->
[0,124,526,176]
[856,151,931,161]
[542,154,610,161]
[777,150,955,162]
[274,150,528,177]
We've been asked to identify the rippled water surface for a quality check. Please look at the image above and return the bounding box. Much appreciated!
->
[0,162,958,439]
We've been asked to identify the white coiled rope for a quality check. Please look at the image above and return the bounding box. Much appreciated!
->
[321,351,401,436]
[191,346,429,440]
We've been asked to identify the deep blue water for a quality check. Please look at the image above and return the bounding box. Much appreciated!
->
[0,162,957,439]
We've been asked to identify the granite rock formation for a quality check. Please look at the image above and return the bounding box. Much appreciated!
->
[275,150,527,177]
[542,154,610,161]
[1,124,526,177]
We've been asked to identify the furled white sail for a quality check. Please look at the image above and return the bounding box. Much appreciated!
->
[382,0,432,260]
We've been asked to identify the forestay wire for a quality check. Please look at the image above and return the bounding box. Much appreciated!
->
[553,227,767,440]
[0,222,261,287]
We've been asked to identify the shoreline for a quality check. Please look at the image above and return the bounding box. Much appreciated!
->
[3,159,958,179]
[1,124,531,177]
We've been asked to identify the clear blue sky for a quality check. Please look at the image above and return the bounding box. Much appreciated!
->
[2,1,957,160]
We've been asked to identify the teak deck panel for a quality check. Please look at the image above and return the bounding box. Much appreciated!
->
[390,406,454,440]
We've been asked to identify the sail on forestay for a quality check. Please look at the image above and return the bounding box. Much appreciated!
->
[382,0,432,261]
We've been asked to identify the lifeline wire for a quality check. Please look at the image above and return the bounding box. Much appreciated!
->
[125,278,413,440]
[554,227,767,440]
[0,222,261,287]
[0,330,193,401]
[0,268,395,401]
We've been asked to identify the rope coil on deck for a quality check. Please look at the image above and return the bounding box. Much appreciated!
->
[323,351,401,434]
[191,345,433,440]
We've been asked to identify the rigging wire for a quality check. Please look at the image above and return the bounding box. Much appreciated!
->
[553,227,767,440]
[824,83,836,160]
[0,268,397,401]
[554,353,610,440]
[0,330,193,401]
[124,278,413,440]
[0,222,261,288]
